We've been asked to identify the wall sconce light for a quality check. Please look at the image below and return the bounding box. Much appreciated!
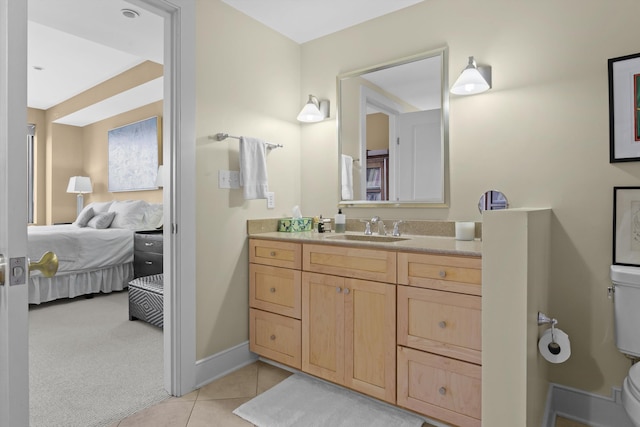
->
[297,94,330,123]
[66,176,93,217]
[450,56,492,95]
[155,165,164,188]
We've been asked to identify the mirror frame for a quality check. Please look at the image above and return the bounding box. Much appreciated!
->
[337,47,450,208]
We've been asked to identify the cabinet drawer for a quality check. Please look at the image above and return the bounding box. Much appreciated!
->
[303,244,396,283]
[250,264,301,319]
[397,346,481,427]
[250,239,302,269]
[134,252,163,278]
[135,234,163,253]
[398,285,481,364]
[250,308,301,369]
[398,252,481,296]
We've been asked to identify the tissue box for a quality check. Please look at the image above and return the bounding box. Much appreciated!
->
[278,217,313,232]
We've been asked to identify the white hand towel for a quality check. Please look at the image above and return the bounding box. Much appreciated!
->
[239,136,269,200]
[341,154,353,200]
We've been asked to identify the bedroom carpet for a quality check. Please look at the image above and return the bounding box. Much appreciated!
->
[233,373,428,427]
[29,290,169,427]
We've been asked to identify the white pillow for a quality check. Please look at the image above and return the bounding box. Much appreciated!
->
[87,212,115,229]
[142,203,163,229]
[74,207,95,227]
[108,200,148,229]
[75,201,113,223]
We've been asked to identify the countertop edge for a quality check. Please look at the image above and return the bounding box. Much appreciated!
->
[248,231,482,257]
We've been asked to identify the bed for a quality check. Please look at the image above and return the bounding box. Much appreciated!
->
[28,200,163,305]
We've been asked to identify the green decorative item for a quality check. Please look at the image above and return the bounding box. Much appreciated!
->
[278,217,313,232]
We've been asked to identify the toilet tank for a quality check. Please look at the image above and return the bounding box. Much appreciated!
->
[612,265,640,357]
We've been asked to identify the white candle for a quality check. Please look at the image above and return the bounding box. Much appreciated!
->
[455,221,475,241]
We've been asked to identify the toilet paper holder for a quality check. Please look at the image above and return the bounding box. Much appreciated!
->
[538,312,561,355]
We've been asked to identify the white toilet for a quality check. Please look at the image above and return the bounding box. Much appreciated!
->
[611,265,640,426]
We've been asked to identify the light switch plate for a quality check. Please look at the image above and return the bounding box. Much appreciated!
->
[218,170,241,189]
[266,192,275,209]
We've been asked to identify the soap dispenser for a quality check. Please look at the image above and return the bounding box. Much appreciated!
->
[334,209,346,233]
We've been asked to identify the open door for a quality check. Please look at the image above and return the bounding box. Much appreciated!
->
[0,0,30,426]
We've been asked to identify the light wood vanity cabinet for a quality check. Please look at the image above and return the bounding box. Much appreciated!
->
[248,238,482,426]
[397,251,482,427]
[302,271,396,404]
[249,240,302,369]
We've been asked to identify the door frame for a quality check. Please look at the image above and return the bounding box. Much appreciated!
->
[130,0,197,396]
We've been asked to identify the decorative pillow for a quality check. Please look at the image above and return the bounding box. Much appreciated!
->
[87,211,116,229]
[142,203,163,229]
[74,207,95,227]
[108,200,148,229]
[75,201,113,223]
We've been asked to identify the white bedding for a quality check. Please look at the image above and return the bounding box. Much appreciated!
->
[28,225,134,274]
[27,225,134,304]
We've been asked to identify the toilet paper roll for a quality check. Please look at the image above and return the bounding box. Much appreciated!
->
[538,327,571,363]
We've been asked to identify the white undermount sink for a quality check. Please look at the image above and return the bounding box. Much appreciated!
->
[326,234,409,243]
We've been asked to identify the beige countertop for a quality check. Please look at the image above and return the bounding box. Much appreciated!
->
[248,231,482,257]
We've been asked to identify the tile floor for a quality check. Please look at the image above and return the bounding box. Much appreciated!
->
[109,360,586,427]
[108,361,292,427]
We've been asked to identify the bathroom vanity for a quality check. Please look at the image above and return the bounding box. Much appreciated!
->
[248,230,482,427]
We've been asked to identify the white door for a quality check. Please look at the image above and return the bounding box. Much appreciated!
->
[395,109,443,202]
[0,0,30,426]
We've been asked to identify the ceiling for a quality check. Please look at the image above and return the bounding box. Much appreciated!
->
[28,0,423,127]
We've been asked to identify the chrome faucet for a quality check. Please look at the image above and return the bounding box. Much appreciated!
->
[392,220,404,237]
[370,216,387,236]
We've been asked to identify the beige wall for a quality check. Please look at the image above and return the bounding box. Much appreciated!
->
[194,0,301,359]
[366,113,389,152]
[46,123,83,223]
[298,0,637,397]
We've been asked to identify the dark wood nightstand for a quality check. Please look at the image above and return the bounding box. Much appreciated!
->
[133,230,163,278]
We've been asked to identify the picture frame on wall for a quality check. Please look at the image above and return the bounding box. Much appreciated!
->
[108,116,161,192]
[609,53,640,162]
[613,186,640,266]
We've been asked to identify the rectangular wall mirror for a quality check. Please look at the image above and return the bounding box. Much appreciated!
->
[338,47,449,207]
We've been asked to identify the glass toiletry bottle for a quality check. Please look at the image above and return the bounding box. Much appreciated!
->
[318,215,325,233]
[334,209,346,233]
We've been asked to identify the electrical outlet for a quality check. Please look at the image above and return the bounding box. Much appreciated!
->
[266,192,275,209]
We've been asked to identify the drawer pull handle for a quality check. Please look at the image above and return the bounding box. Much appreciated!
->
[270,251,276,257]
[439,387,447,396]
[439,270,446,278]
[343,288,350,295]
[336,287,342,293]
[269,287,276,293]
[145,261,153,265]
[438,321,447,329]
[144,242,154,246]
[270,334,276,341]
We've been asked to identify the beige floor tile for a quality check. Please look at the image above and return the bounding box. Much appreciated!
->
[197,363,259,400]
[117,400,195,427]
[187,398,255,427]
[256,361,293,394]
[175,389,200,401]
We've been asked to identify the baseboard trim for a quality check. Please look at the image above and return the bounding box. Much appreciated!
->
[543,383,633,427]
[195,341,258,389]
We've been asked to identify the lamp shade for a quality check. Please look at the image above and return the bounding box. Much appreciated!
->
[66,176,93,194]
[451,56,491,95]
[297,94,329,123]
[155,165,164,187]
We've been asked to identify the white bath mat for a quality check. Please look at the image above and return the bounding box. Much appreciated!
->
[233,373,426,427]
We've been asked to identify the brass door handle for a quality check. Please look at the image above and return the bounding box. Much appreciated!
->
[29,251,59,278]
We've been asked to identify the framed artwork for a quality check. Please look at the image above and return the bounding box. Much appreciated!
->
[613,186,640,266]
[609,53,640,162]
[108,116,161,192]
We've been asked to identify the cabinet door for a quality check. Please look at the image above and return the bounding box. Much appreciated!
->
[302,272,345,384]
[344,278,396,404]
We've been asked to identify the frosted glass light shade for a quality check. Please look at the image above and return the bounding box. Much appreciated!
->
[451,56,491,95]
[66,176,92,193]
[297,94,329,122]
